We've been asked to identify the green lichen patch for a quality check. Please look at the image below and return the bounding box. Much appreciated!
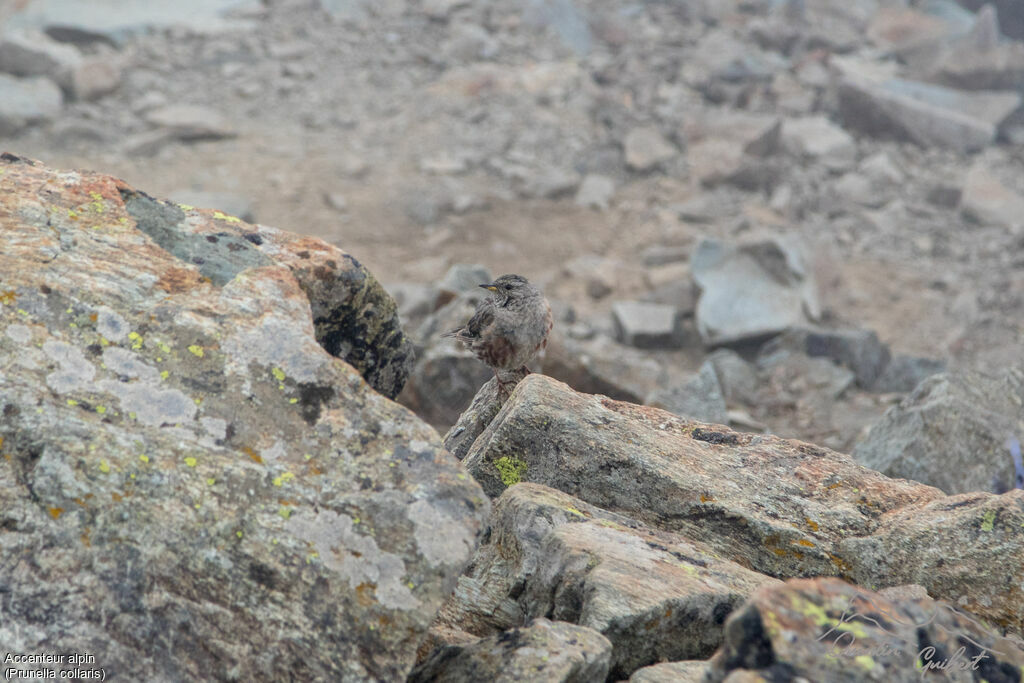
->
[981,508,997,532]
[494,456,528,487]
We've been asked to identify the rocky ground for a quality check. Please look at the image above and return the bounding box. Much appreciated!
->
[2,0,1022,463]
[2,1,1024,679]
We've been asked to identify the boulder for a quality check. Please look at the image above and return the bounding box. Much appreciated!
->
[833,58,1020,152]
[852,368,1024,495]
[0,156,483,680]
[543,333,666,405]
[574,173,616,210]
[0,73,63,136]
[869,354,945,393]
[458,374,1024,631]
[781,116,858,171]
[431,483,778,679]
[647,360,729,424]
[611,300,685,349]
[764,327,892,389]
[167,190,255,223]
[0,29,81,89]
[410,618,612,683]
[706,349,759,405]
[144,104,237,141]
[692,236,821,346]
[707,577,1024,682]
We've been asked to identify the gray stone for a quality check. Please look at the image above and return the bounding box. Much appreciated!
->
[0,156,483,681]
[611,300,685,349]
[869,354,946,393]
[543,333,665,404]
[624,126,678,171]
[835,59,1020,152]
[521,165,580,199]
[168,190,254,223]
[387,282,440,324]
[640,245,690,267]
[70,54,122,100]
[959,161,1024,230]
[706,348,759,405]
[781,116,857,171]
[3,0,256,45]
[692,236,821,346]
[410,618,611,683]
[0,73,63,136]
[629,661,708,683]
[646,360,728,424]
[144,104,236,140]
[852,368,1024,495]
[0,29,81,89]
[757,349,857,400]
[767,327,892,389]
[521,0,593,56]
[574,173,615,210]
[437,263,493,307]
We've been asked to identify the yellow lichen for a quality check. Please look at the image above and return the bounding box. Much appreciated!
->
[95,406,106,414]
[139,455,149,463]
[158,341,171,353]
[273,472,296,487]
[184,456,197,467]
[160,370,169,380]
[206,478,215,486]
[48,507,64,519]
[213,211,241,223]
[66,399,78,406]
[272,367,286,381]
[187,345,204,357]
[288,398,298,404]
[99,460,110,474]
[128,331,143,349]
[494,456,528,487]
[981,509,996,532]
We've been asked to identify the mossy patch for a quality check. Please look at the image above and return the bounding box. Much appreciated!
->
[494,456,528,487]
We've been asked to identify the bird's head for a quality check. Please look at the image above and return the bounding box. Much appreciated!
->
[480,274,533,306]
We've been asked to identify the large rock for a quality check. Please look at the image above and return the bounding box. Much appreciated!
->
[543,333,666,405]
[692,236,821,346]
[459,374,1024,631]
[781,116,858,171]
[431,484,778,679]
[0,29,81,89]
[646,360,729,424]
[707,577,1024,682]
[852,368,1024,494]
[611,300,685,349]
[834,57,1020,152]
[764,327,892,389]
[0,73,63,136]
[623,126,678,171]
[0,156,484,680]
[410,618,612,683]
[629,661,708,683]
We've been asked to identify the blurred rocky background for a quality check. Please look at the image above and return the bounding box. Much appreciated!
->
[3,0,1023,494]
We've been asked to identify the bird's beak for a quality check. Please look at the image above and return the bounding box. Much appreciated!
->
[480,283,498,292]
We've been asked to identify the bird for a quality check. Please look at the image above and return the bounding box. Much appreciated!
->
[441,274,553,394]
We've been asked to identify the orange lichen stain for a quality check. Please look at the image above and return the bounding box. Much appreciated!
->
[89,313,98,323]
[826,482,842,490]
[828,553,852,575]
[307,463,323,476]
[48,507,64,519]
[111,492,123,502]
[242,446,263,464]
[700,494,716,503]
[0,290,16,305]
[806,518,820,531]
[796,539,815,548]
[772,548,787,557]
[80,530,91,547]
[156,266,204,293]
[355,582,377,607]
[278,499,295,506]
[72,498,88,507]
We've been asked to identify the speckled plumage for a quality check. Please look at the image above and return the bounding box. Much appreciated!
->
[442,274,553,387]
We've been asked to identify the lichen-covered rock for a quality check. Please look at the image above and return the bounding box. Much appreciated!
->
[0,155,486,681]
[459,374,1024,631]
[432,484,778,680]
[409,618,613,683]
[707,578,1024,682]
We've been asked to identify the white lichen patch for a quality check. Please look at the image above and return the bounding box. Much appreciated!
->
[101,347,161,383]
[43,340,96,393]
[408,499,478,568]
[5,323,33,344]
[96,307,130,343]
[200,417,228,441]
[288,509,420,611]
[261,440,287,463]
[97,380,197,427]
[222,317,326,385]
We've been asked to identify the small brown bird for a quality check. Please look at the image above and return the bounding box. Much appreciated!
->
[442,274,553,393]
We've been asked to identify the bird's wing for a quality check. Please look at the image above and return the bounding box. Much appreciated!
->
[441,299,495,340]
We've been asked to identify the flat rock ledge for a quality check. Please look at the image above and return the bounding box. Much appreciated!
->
[429,372,1024,679]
